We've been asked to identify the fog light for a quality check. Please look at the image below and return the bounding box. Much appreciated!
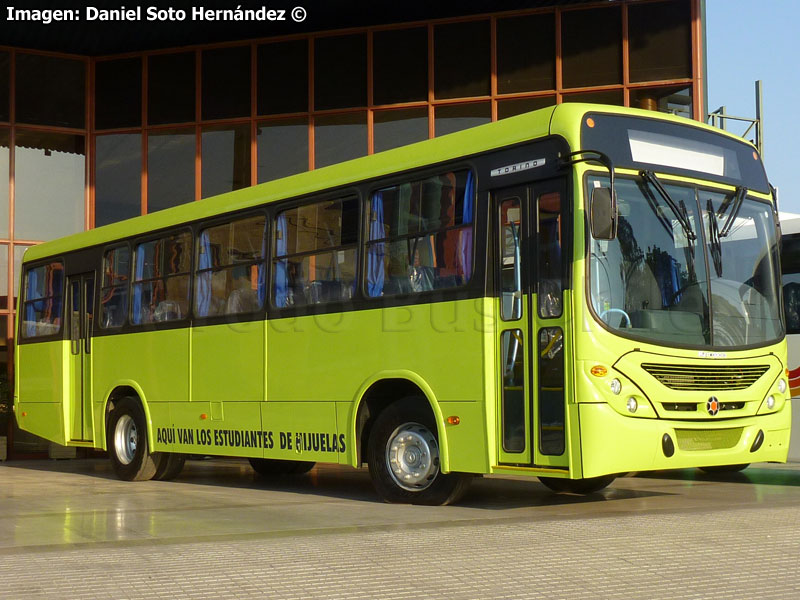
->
[778,379,787,394]
[766,395,775,410]
[609,378,621,395]
[626,397,638,413]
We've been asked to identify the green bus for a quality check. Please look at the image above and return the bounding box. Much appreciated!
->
[14,104,789,504]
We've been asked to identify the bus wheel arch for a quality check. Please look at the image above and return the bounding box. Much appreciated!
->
[355,378,443,467]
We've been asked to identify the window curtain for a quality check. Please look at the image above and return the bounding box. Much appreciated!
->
[457,170,475,281]
[274,214,289,307]
[367,192,385,297]
[195,231,212,317]
[132,245,146,324]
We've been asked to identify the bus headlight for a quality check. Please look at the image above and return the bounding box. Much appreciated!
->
[778,379,787,394]
[766,395,775,410]
[609,379,621,395]
[627,397,638,413]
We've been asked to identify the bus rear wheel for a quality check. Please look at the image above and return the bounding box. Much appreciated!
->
[154,453,186,480]
[249,458,316,476]
[538,474,616,494]
[107,397,159,481]
[367,399,471,505]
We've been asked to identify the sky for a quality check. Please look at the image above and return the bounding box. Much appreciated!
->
[706,0,800,214]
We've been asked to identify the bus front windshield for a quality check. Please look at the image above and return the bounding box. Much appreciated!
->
[588,174,782,348]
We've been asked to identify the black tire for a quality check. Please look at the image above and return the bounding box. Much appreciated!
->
[539,474,616,494]
[153,453,186,481]
[367,398,472,505]
[698,463,749,474]
[106,396,158,482]
[249,458,316,476]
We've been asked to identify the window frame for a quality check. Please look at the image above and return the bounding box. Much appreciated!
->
[19,258,66,342]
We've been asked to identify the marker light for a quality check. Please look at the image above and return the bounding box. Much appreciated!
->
[200,413,208,420]
[447,416,461,425]
[591,365,608,377]
[609,379,621,395]
[626,397,638,413]
[766,396,775,410]
[586,117,596,128]
[778,379,787,394]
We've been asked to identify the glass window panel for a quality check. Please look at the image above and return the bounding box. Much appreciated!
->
[103,246,130,287]
[434,21,490,99]
[500,197,522,321]
[0,51,9,122]
[497,96,556,120]
[561,7,622,88]
[15,131,85,241]
[95,58,141,129]
[629,0,692,83]
[373,108,429,153]
[562,89,624,106]
[147,129,194,213]
[537,191,563,318]
[257,118,308,182]
[133,232,191,324]
[631,85,692,119]
[539,327,565,455]
[273,197,358,308]
[101,246,130,328]
[22,260,64,338]
[497,14,555,93]
[148,52,195,125]
[16,54,85,128]
[501,329,525,452]
[257,40,308,115]
[314,112,367,169]
[201,124,251,198]
[0,128,8,237]
[202,46,251,120]
[373,28,428,105]
[95,134,142,227]
[435,103,491,137]
[315,35,367,110]
[196,216,266,317]
[367,170,474,297]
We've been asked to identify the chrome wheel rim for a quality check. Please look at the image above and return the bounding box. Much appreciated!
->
[114,414,137,465]
[385,422,440,491]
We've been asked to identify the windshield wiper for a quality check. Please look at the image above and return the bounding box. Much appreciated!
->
[718,186,748,238]
[640,170,697,242]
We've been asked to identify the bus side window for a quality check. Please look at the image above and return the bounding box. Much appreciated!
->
[100,246,130,328]
[366,170,474,297]
[195,215,267,317]
[273,197,358,308]
[22,261,65,338]
[132,231,192,325]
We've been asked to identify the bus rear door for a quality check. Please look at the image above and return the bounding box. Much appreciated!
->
[494,179,570,469]
[66,271,95,442]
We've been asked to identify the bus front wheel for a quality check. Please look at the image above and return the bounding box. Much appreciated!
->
[538,474,616,494]
[106,396,159,482]
[367,399,471,505]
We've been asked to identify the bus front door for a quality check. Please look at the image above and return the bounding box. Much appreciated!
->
[67,272,95,442]
[494,180,569,470]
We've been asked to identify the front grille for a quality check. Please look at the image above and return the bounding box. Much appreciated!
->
[675,428,743,451]
[642,363,769,391]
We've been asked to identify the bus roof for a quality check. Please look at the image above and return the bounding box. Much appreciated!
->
[23,103,756,263]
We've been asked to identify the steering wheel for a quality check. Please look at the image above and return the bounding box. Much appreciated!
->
[666,280,701,308]
[599,308,631,328]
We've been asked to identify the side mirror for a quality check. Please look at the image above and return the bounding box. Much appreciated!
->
[590,187,617,241]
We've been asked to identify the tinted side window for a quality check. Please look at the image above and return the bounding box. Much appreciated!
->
[273,198,358,308]
[781,232,800,334]
[100,246,130,328]
[196,216,267,317]
[366,170,475,297]
[132,231,192,324]
[22,261,64,338]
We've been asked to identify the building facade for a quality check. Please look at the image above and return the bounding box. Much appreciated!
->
[0,0,704,456]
